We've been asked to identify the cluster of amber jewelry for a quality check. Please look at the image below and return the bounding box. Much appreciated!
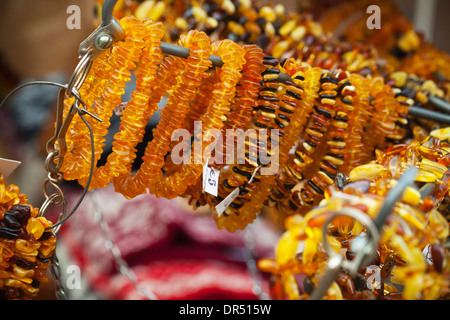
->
[96,0,450,95]
[47,0,449,300]
[0,173,56,300]
[58,11,446,234]
[258,128,450,300]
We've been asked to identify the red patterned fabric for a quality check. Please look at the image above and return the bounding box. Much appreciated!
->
[56,185,280,300]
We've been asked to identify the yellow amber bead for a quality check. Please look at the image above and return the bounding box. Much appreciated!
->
[420,158,447,178]
[416,170,438,182]
[274,4,285,17]
[259,6,276,23]
[192,5,208,22]
[390,71,407,87]
[205,17,218,29]
[135,0,155,20]
[430,127,450,141]
[397,30,420,52]
[13,264,34,279]
[275,231,298,265]
[291,26,307,42]
[349,164,385,181]
[15,239,40,255]
[175,17,188,30]
[283,273,300,300]
[26,218,45,240]
[400,186,421,207]
[149,1,166,20]
[272,40,290,59]
[279,20,297,36]
[222,0,235,14]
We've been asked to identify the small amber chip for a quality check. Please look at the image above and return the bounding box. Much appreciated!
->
[26,218,45,240]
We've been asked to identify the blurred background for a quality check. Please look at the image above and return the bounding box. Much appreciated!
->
[0,0,448,300]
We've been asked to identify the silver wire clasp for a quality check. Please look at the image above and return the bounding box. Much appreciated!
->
[309,167,418,300]
[78,0,124,59]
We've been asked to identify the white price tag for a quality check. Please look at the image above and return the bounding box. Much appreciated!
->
[0,157,21,179]
[215,166,261,217]
[203,163,220,197]
[215,187,240,217]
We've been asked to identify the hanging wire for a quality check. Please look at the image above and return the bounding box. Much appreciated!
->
[90,190,159,300]
[243,224,272,300]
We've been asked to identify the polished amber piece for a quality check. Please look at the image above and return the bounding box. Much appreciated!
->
[0,172,56,299]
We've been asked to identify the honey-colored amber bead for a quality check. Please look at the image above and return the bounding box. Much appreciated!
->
[148,1,165,20]
[349,164,385,181]
[135,0,155,20]
[420,158,447,178]
[15,239,40,255]
[279,20,297,37]
[26,218,45,240]
[192,5,207,22]
[430,127,450,142]
[13,264,34,279]
[400,186,421,207]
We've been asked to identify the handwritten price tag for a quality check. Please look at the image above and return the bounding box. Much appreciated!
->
[215,166,260,217]
[203,162,220,197]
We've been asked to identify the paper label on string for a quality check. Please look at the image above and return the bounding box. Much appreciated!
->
[203,162,220,197]
[215,187,240,217]
[0,158,21,179]
[215,166,261,217]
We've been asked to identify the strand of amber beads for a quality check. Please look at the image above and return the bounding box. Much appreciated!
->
[268,61,322,222]
[61,17,147,184]
[186,44,266,209]
[214,44,266,166]
[297,71,356,213]
[116,30,213,199]
[339,73,372,175]
[212,56,282,231]
[79,18,165,189]
[361,77,402,163]
[0,173,56,300]
[146,38,247,200]
[113,53,187,198]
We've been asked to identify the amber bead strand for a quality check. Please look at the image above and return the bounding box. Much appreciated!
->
[213,44,266,167]
[182,71,220,134]
[79,19,166,190]
[296,71,356,212]
[361,77,403,164]
[59,49,116,181]
[113,53,188,198]
[186,44,265,208]
[267,64,322,213]
[389,87,414,143]
[224,44,266,132]
[273,71,338,214]
[115,30,213,199]
[147,39,247,201]
[339,73,372,174]
[0,173,56,299]
[212,56,282,231]
[61,17,147,183]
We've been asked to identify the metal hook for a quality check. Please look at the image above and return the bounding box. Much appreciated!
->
[309,167,418,300]
[44,104,97,232]
[66,50,94,97]
[78,0,124,58]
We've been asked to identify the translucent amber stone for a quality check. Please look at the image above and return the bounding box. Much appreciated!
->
[349,164,385,181]
[25,218,45,240]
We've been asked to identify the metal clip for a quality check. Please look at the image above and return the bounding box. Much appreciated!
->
[78,0,124,58]
[310,167,418,300]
